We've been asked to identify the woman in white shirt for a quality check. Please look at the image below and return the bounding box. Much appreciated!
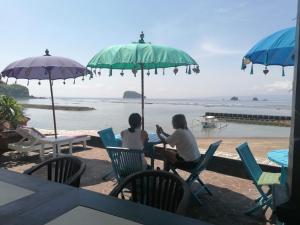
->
[121,113,148,150]
[156,114,201,171]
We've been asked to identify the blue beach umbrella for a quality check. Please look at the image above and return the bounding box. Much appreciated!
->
[242,27,295,76]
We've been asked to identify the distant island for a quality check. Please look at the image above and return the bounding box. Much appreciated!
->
[252,97,258,101]
[230,96,238,101]
[123,91,146,99]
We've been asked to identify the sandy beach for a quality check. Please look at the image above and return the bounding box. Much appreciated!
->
[38,129,289,161]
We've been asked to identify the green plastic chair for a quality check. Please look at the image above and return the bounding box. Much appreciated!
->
[106,147,145,183]
[236,142,281,215]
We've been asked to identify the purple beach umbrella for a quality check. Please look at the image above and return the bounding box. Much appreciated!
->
[1,49,89,143]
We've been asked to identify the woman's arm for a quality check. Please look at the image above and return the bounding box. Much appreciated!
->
[141,130,149,143]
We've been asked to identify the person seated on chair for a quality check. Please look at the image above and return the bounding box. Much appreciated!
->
[121,113,149,150]
[156,114,201,171]
[121,113,149,169]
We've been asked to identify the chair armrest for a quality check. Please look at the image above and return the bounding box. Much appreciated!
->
[23,158,52,175]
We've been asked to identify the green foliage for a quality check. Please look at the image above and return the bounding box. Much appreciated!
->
[0,83,29,98]
[0,95,26,127]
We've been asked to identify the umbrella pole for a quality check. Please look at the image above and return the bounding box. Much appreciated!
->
[48,71,59,156]
[141,64,144,130]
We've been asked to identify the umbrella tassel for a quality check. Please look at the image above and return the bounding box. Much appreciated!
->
[63,80,66,85]
[163,68,165,75]
[15,79,17,84]
[73,78,76,84]
[186,66,188,74]
[120,69,124,76]
[89,74,93,80]
[109,67,112,76]
[282,67,286,77]
[6,78,8,84]
[82,76,85,81]
[250,64,254,75]
[188,66,191,74]
[98,69,101,76]
[241,60,246,70]
[263,66,269,75]
[173,67,178,75]
[155,67,158,75]
[27,80,29,86]
[147,70,150,76]
[38,80,41,85]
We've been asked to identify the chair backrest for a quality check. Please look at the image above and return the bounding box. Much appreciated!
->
[236,142,262,183]
[192,140,222,173]
[106,147,144,182]
[24,156,86,187]
[16,127,45,141]
[201,140,222,169]
[110,170,190,215]
[98,128,121,148]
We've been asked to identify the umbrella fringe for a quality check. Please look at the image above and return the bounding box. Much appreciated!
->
[250,63,254,75]
[282,66,286,77]
[109,67,112,76]
[188,66,192,74]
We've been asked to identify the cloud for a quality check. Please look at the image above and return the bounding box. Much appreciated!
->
[254,80,292,92]
[214,2,248,15]
[200,41,244,56]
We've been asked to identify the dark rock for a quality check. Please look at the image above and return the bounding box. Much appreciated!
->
[230,96,238,101]
[123,91,145,99]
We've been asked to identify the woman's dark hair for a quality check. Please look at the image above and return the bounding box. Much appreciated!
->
[128,113,142,132]
[172,114,188,129]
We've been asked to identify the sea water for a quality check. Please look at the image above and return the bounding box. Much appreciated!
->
[18,97,291,138]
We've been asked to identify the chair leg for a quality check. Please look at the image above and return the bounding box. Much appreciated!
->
[245,195,272,215]
[40,144,45,161]
[197,177,212,196]
[69,143,73,155]
[254,195,263,203]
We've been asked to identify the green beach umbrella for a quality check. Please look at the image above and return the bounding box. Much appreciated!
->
[87,32,199,129]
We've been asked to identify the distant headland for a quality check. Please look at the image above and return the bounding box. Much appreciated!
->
[0,81,45,99]
[123,91,146,99]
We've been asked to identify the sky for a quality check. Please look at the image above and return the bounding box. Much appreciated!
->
[0,0,297,98]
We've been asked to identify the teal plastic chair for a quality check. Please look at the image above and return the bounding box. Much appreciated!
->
[98,128,122,148]
[236,142,281,215]
[106,147,145,183]
[98,128,122,180]
[171,140,222,201]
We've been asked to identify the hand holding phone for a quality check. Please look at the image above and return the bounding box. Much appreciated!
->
[156,124,162,133]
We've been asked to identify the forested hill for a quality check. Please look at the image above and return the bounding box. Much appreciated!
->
[0,81,30,98]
